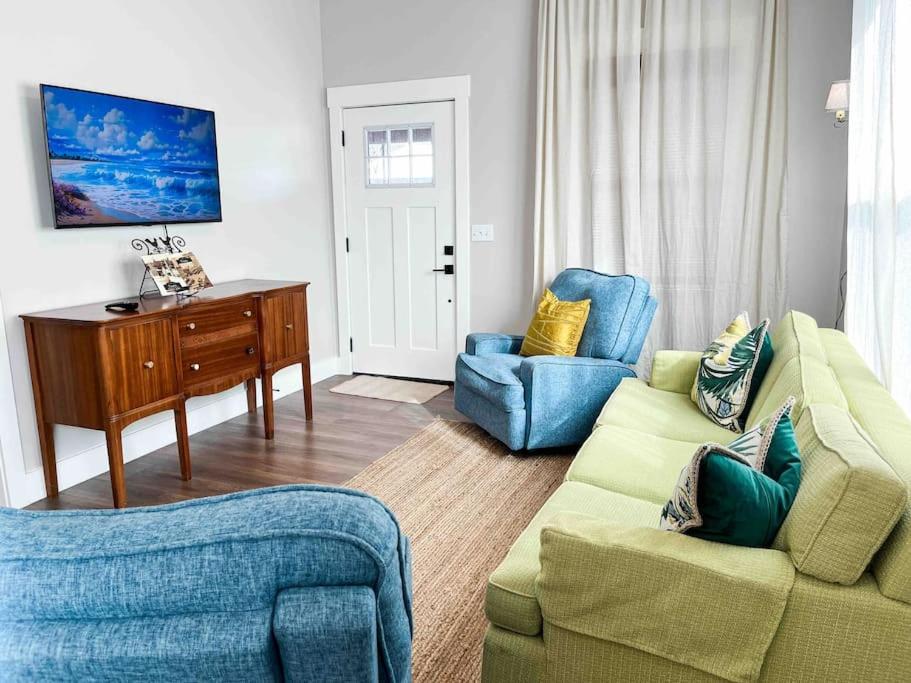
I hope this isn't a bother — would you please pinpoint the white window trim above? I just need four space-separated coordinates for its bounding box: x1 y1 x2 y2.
326 76 471 375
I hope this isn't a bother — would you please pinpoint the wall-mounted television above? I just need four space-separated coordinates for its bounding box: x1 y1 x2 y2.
40 84 222 228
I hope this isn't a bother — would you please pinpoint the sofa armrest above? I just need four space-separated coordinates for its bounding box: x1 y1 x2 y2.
649 350 702 393
537 513 794 683
466 333 525 355
0 485 413 683
518 356 635 448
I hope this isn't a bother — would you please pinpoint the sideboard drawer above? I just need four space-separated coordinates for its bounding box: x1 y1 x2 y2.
105 320 179 415
178 298 257 342
263 290 308 363
181 333 260 388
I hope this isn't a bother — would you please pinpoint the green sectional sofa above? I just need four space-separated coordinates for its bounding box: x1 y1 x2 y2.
482 312 911 682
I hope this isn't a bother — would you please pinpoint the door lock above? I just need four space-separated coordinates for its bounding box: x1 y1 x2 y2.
432 265 455 275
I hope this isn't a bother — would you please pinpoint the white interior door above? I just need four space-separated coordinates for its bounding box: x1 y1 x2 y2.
344 101 457 381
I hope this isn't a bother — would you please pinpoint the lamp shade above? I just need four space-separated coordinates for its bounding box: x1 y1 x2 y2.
826 80 850 112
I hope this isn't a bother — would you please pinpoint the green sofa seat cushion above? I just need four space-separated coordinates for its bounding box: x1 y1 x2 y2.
597 378 736 443
485 481 661 637
774 403 907 584
568 426 700 505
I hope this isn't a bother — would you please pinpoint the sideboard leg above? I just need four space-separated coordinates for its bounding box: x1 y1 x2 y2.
246 378 257 414
104 425 127 508
24 321 59 497
174 400 192 481
302 354 313 421
263 372 275 440
38 422 59 498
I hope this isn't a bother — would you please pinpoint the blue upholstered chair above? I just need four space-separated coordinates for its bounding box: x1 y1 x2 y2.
0 485 412 682
454 269 657 450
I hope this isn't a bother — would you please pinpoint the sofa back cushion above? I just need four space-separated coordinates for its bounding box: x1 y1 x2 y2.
549 269 652 361
774 404 906 585
821 329 911 603
746 312 847 428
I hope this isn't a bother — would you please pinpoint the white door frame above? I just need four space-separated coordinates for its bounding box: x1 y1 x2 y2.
0 294 26 507
326 76 471 376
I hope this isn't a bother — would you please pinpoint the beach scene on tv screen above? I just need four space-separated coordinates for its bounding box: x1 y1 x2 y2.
42 86 222 227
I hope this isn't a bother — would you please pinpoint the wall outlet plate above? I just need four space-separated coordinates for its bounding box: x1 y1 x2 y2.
471 224 494 242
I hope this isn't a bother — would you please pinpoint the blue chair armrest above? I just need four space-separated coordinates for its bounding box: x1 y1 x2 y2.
0 485 413 683
518 356 636 449
465 333 525 355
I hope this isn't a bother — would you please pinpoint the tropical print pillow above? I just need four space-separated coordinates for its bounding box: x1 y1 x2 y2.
692 312 774 432
659 397 801 548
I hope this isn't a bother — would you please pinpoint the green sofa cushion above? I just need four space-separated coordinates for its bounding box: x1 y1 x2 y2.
568 426 700 505
597 378 736 443
820 329 911 602
746 311 847 428
485 482 661 637
774 403 907 584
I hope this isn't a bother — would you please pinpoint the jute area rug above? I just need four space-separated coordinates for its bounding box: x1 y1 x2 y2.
345 420 573 682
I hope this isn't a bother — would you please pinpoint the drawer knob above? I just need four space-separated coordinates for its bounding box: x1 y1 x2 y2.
143 360 155 370
189 363 201 372
285 323 293 330
243 310 253 318
186 322 196 331
246 346 256 356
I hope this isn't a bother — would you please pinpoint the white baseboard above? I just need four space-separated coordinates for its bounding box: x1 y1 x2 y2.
14 356 341 508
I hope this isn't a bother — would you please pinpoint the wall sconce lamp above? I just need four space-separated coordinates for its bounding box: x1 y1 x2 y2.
826 80 850 127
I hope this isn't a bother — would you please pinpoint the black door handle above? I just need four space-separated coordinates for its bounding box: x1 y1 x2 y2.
432 265 455 275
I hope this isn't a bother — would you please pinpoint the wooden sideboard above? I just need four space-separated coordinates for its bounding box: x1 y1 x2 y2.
21 279 312 508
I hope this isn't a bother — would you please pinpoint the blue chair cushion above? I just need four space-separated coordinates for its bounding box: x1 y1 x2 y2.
455 353 525 411
549 269 652 360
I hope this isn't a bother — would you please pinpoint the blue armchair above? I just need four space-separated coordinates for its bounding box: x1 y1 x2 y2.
0 485 412 682
454 269 657 450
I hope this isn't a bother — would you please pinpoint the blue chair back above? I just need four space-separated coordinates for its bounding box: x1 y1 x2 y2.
549 269 655 362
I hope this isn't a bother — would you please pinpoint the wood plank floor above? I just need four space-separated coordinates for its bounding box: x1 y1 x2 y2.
28 375 465 510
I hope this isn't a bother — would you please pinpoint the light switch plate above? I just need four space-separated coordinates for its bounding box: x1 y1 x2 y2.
471 224 494 242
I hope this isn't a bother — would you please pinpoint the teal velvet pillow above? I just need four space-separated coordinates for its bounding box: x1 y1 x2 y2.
660 397 801 547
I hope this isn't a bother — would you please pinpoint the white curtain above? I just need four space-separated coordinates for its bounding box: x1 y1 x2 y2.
534 0 789 362
534 0 642 283
846 0 911 413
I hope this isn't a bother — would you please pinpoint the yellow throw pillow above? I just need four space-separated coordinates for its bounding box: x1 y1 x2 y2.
690 313 752 402
520 289 591 357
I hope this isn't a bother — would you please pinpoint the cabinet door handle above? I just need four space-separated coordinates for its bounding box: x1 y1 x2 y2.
189 363 200 371
143 360 155 369
246 346 256 356
243 310 253 318
285 323 293 330
186 322 196 330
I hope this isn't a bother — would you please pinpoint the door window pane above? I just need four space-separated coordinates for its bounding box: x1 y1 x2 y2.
367 130 387 157
364 124 434 187
412 127 433 155
388 157 410 184
389 129 410 156
368 157 387 185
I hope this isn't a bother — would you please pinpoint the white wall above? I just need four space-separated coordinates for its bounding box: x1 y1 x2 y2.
321 0 853 334
788 0 853 328
320 0 539 334
0 0 335 505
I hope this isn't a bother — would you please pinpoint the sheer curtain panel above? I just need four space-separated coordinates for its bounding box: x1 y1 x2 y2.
534 0 789 364
846 0 911 413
